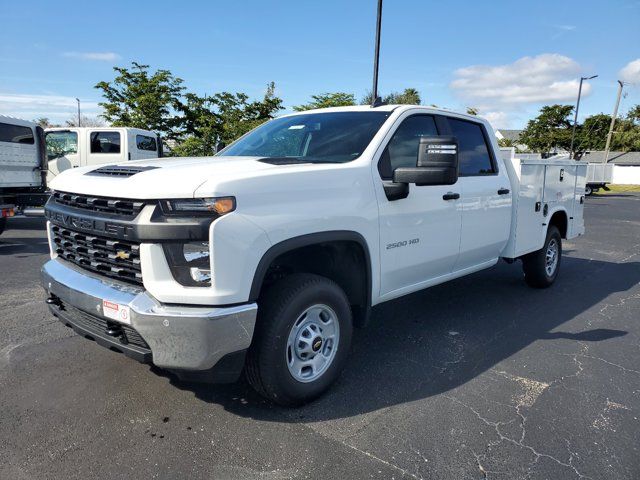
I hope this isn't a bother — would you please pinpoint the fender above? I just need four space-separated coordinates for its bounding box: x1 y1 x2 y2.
248 230 373 322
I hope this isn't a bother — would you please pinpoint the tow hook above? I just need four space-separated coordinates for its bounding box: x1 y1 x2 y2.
46 295 62 308
106 322 128 345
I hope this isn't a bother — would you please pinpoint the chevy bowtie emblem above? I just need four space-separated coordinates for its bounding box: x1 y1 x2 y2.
115 250 130 260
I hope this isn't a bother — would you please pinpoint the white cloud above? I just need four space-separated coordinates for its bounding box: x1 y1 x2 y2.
450 54 590 127
0 92 101 123
62 51 120 61
619 59 640 84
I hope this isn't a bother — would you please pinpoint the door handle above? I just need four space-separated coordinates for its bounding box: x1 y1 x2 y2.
442 192 460 201
497 188 510 195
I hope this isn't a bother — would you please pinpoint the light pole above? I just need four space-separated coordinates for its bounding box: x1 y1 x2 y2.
76 98 81 127
603 80 626 164
570 74 598 158
370 0 383 107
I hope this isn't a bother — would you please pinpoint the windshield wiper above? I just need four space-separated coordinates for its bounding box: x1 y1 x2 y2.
257 157 340 165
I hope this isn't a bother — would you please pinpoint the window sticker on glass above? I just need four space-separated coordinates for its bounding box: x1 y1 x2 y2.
288 125 306 130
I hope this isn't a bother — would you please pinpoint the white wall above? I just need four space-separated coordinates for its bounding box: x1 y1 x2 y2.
612 166 640 185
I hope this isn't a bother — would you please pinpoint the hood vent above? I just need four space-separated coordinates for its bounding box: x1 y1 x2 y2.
86 165 159 177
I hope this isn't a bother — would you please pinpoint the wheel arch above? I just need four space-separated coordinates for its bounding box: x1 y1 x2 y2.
548 208 568 239
249 231 373 327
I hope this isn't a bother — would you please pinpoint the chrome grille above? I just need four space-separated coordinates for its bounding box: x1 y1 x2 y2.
52 191 145 217
51 225 142 285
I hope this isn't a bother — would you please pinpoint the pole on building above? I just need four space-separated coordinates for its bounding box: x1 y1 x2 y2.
570 74 597 159
603 80 625 164
76 98 81 127
371 0 383 107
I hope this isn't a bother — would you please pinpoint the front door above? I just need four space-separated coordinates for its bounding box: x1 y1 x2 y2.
376 113 462 299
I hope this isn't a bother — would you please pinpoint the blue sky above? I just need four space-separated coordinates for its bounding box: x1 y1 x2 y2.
1 0 639 128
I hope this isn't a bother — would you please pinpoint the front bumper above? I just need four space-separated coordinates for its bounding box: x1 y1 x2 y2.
41 258 257 382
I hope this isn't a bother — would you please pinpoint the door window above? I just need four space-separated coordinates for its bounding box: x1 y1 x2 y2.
90 131 121 154
136 134 157 151
448 118 495 176
0 122 34 144
378 115 438 179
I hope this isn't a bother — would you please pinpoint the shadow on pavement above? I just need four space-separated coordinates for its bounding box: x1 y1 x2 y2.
157 255 639 420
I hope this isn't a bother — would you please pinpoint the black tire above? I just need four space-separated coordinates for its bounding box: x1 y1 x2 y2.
245 273 353 406
585 185 593 196
0 217 6 236
522 225 562 288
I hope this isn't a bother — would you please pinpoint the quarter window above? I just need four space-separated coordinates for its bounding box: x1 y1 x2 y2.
136 134 157 152
90 131 121 154
448 119 495 176
379 115 438 179
0 122 34 144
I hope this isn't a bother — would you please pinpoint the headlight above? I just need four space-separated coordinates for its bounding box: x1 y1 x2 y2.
163 241 212 286
160 197 235 216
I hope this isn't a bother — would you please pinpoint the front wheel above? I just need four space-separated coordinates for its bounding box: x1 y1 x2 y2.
245 273 353 406
522 225 562 288
585 185 593 196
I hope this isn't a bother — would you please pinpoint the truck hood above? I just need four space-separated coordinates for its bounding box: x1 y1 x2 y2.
48 156 321 199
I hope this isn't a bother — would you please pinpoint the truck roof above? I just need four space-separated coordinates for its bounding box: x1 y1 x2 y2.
0 115 36 128
45 126 157 135
283 104 488 125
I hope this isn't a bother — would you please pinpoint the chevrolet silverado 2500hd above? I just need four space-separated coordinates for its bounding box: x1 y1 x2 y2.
41 105 586 405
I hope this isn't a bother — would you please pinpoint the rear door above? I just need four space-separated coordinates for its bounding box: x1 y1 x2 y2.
376 113 462 298
84 129 125 167
446 117 512 272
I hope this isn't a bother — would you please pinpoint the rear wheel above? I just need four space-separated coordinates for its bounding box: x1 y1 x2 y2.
245 273 353 406
585 185 593 196
522 225 562 288
0 217 6 236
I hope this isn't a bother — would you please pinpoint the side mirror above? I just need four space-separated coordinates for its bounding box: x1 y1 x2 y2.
393 136 459 186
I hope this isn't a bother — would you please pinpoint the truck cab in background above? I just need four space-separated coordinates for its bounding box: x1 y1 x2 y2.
46 127 162 183
0 118 161 235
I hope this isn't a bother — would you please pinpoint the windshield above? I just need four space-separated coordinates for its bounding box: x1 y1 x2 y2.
220 111 391 163
46 131 78 160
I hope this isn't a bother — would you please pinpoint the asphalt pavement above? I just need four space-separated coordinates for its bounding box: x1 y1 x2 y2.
1 193 639 479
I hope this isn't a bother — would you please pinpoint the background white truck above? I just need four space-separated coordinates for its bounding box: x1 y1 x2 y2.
41 105 586 405
0 115 160 235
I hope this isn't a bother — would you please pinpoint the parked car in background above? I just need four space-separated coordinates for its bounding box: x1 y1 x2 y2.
0 120 161 235
0 116 47 234
46 127 162 183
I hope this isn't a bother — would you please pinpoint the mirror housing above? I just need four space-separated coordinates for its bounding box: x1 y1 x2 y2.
393 136 459 186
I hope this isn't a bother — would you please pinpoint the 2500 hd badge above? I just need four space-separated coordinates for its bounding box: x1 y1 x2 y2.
386 238 420 249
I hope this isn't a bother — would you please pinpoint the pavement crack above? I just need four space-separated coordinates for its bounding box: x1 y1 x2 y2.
444 395 592 479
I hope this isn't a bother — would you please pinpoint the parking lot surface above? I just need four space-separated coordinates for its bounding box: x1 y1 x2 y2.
1 193 639 480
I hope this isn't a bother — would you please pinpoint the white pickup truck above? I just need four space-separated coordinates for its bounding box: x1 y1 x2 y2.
41 105 586 405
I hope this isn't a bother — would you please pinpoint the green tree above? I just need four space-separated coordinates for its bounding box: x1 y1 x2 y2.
519 104 574 154
95 62 185 140
626 104 640 124
172 82 283 157
361 88 422 105
574 114 611 152
293 92 356 111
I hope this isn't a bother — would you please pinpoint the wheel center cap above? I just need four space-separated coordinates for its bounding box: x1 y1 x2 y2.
312 336 323 352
